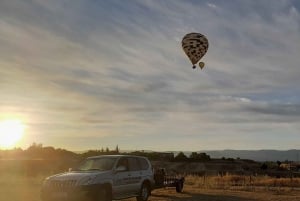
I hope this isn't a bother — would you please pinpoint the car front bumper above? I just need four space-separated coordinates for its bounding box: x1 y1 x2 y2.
41 184 101 201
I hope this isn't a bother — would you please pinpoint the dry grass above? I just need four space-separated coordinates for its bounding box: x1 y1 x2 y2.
0 173 45 201
185 174 300 190
1 173 300 201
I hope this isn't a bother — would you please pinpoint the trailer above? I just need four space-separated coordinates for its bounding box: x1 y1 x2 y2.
153 168 185 192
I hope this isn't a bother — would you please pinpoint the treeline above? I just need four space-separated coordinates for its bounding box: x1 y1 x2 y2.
174 151 211 162
0 143 121 160
0 144 121 176
0 143 78 160
121 151 210 162
0 144 211 162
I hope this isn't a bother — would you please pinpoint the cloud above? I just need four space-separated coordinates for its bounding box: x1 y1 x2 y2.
0 0 300 150
246 102 300 116
207 3 217 9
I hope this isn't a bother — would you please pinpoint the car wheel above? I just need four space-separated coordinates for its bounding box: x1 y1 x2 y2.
136 183 150 201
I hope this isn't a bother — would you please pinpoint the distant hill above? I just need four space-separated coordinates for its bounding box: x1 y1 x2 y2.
199 150 300 162
74 149 300 162
2 144 300 162
122 149 300 162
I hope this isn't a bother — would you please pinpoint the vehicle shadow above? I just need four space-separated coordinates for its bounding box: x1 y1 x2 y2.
150 191 257 201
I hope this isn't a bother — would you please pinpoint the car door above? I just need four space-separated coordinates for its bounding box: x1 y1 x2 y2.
128 157 143 194
113 157 132 198
114 157 135 198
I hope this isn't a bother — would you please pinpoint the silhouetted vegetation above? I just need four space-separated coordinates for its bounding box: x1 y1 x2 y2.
2 144 299 179
128 151 174 161
81 148 120 158
260 163 268 170
189 152 211 162
174 152 189 161
0 143 78 160
0 143 121 176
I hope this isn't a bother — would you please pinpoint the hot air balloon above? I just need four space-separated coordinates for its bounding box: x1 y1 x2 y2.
182 33 209 69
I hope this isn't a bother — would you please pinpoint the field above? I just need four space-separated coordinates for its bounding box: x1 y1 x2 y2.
146 187 300 201
1 173 300 201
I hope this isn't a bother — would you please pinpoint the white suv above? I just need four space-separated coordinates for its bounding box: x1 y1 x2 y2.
41 155 155 201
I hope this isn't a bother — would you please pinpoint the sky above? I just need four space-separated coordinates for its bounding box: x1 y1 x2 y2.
0 0 300 151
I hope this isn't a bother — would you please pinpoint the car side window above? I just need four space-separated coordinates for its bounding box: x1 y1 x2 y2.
116 157 129 171
128 157 141 171
139 158 149 170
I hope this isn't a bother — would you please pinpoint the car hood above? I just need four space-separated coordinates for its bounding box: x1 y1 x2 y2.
45 170 113 185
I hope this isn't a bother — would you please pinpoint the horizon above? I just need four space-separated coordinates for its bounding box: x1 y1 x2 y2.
2 143 300 153
1 1 300 151
2 144 300 162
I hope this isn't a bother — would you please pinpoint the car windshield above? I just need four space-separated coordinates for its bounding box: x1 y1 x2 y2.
76 157 117 171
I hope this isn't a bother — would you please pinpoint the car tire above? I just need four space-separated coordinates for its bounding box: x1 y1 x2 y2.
136 183 150 201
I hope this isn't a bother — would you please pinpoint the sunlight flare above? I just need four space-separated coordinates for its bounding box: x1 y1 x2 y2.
0 119 25 149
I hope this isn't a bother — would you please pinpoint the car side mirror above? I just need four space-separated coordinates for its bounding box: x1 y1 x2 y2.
115 165 126 172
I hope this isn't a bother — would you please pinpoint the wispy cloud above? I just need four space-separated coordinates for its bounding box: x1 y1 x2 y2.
0 0 299 150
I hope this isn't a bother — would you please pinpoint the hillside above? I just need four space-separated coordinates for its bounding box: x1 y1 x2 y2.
202 150 300 162
152 159 261 175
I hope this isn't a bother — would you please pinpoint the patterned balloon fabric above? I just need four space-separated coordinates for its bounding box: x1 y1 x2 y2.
182 33 209 66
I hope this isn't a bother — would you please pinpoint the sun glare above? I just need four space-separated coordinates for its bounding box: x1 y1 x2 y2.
0 119 25 149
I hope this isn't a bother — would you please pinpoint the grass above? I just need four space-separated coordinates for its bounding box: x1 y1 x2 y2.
185 174 300 191
1 172 300 201
0 173 46 201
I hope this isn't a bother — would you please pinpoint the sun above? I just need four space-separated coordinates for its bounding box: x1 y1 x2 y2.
0 119 25 149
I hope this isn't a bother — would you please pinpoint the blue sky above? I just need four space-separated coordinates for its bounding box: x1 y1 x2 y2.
0 0 300 151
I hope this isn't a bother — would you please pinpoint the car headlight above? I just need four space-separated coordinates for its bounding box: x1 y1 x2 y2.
42 177 50 187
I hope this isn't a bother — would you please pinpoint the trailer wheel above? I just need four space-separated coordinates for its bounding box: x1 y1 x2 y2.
176 181 183 193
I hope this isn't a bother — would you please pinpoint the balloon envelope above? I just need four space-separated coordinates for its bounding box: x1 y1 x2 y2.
199 62 205 69
182 33 209 65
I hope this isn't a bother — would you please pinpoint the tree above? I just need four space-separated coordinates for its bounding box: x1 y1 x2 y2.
261 163 268 170
189 152 210 162
190 152 199 161
277 161 282 168
115 145 119 153
174 152 188 162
